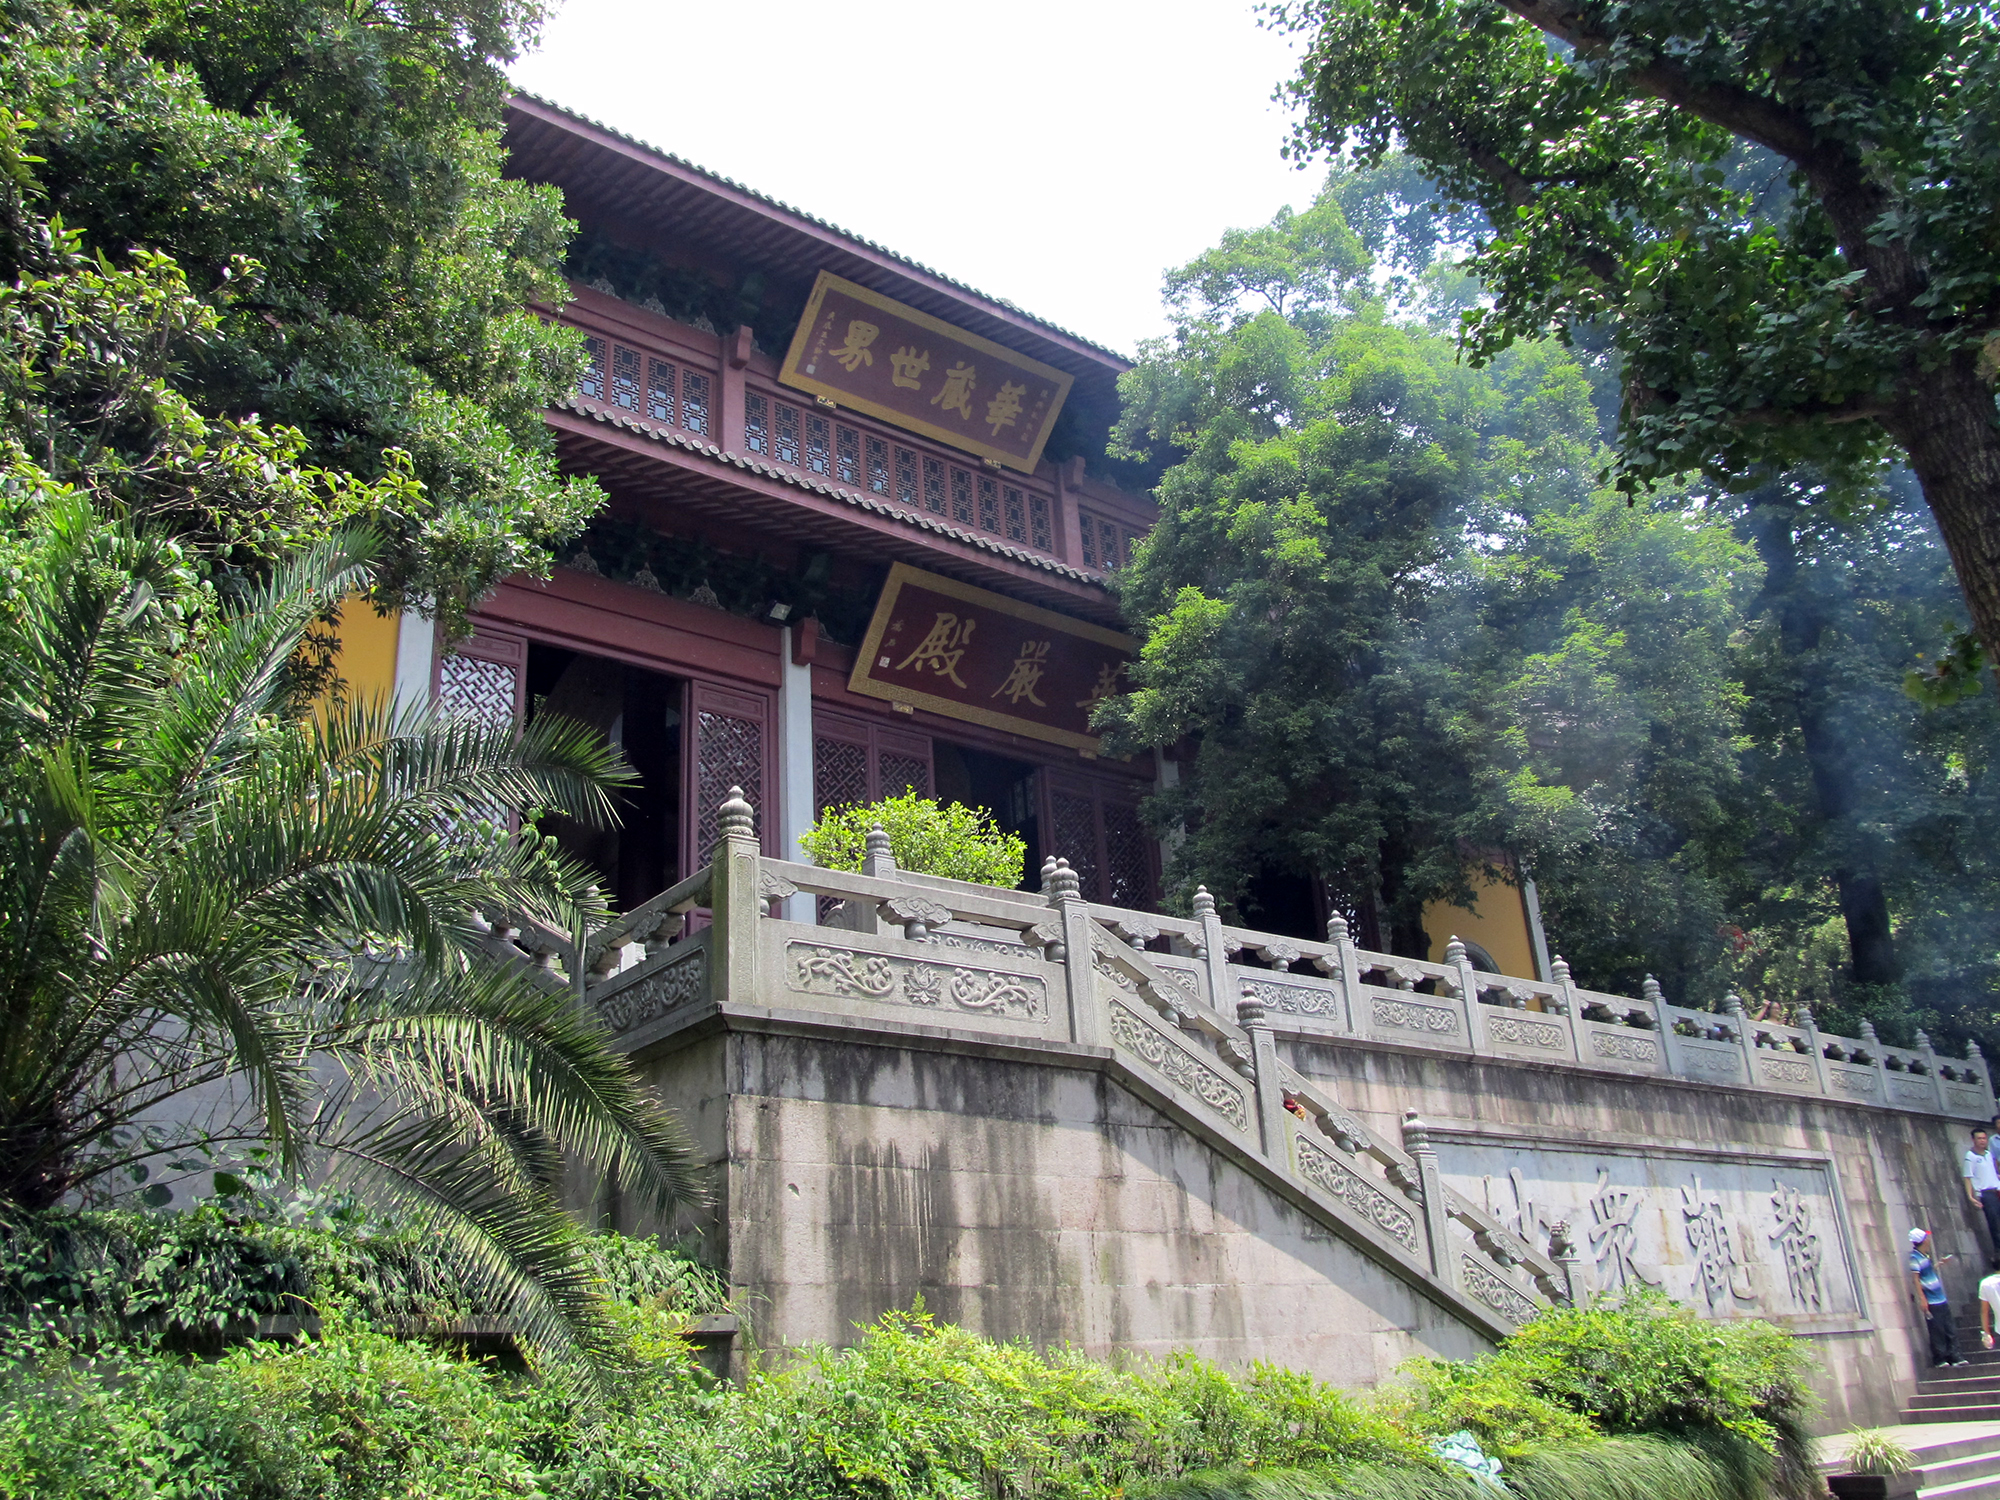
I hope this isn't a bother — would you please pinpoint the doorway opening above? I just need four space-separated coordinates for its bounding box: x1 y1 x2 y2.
932 740 1041 892
525 643 685 911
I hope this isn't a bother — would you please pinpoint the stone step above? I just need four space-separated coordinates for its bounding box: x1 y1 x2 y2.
1919 1375 2000 1396
1912 1406 2000 1424
1919 1467 2000 1500
1910 1393 2000 1412
1825 1429 2000 1475
1916 1448 2000 1493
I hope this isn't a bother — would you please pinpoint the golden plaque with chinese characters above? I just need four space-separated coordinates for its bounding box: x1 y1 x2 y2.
779 272 1074 474
849 564 1137 751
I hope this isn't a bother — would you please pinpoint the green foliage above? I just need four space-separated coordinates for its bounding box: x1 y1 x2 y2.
0 0 602 631
0 1300 1818 1500
801 794 1026 889
0 496 703 1383
1841 1428 1916 1477
1270 0 2000 668
1102 174 1751 963
0 1192 729 1346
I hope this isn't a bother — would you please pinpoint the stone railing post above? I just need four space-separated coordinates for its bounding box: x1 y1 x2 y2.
1402 1109 1454 1286
1316 912 1364 1034
1194 886 1233 1016
1971 1040 1997 1117
708 786 762 1009
1725 993 1759 1083
1447 937 1482 1054
1798 1003 1832 1097
1237 985 1288 1161
1548 1220 1582 1307
1048 857 1101 1047
1860 1020 1892 1105
1642 974 1682 1077
1917 1029 1949 1112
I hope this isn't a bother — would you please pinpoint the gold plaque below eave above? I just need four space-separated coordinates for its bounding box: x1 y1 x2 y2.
848 564 1136 753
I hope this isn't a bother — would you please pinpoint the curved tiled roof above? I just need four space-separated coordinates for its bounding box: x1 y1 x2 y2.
506 93 1134 378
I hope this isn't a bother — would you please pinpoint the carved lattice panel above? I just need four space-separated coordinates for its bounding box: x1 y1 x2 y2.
1049 789 1101 902
878 751 930 799
1103 800 1152 910
692 685 768 864
814 735 869 816
438 652 518 726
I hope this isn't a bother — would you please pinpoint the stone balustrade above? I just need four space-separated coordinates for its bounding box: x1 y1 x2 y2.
505 789 1994 1341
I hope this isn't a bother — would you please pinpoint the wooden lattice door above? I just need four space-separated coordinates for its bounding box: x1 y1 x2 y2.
687 679 777 866
812 711 933 815
1042 770 1156 910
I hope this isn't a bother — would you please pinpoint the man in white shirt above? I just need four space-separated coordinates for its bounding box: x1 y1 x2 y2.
1965 1126 2000 1269
1981 1269 2000 1350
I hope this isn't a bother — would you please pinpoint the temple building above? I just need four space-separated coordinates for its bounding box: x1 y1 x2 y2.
334 92 1545 972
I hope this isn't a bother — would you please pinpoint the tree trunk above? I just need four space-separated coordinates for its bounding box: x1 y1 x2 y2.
1746 498 1902 985
1885 354 2000 676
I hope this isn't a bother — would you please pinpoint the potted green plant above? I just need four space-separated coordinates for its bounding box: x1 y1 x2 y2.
1828 1429 1919 1500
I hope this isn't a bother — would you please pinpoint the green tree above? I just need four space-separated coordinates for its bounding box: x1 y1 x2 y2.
1104 181 1753 966
1 0 598 630
1273 0 2000 679
0 498 703 1378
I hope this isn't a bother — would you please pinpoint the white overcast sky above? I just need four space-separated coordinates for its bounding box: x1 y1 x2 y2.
508 0 1321 359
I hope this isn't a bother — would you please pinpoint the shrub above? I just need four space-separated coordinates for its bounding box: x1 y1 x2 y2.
1842 1428 1915 1476
799 795 1026 888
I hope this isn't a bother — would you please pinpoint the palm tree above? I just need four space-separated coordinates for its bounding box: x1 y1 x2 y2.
0 497 705 1379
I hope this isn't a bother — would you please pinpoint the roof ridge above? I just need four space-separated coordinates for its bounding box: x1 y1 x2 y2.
508 92 1133 368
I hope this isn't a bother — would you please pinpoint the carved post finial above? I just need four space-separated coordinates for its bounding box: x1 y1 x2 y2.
1860 1019 1881 1043
1641 974 1664 1003
1326 910 1349 944
1040 855 1059 893
1401 1108 1432 1154
1550 955 1572 986
1192 885 1216 918
1445 935 1468 965
1917 1028 1934 1051
1797 1003 1816 1031
1237 982 1268 1030
1047 856 1081 902
719 786 755 841
1723 992 1746 1018
1968 1039 1986 1062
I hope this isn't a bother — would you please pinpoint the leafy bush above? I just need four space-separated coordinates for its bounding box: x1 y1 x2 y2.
800 795 1026 889
1385 1294 1818 1500
0 1191 727 1347
0 1297 1819 1500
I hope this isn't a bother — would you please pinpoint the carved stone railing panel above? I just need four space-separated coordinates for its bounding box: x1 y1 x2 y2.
591 930 712 1049
764 919 1061 1039
1104 993 1254 1141
1479 1006 1573 1061
1754 1049 1822 1095
1231 965 1348 1033
1576 1017 1667 1074
1358 985 1469 1050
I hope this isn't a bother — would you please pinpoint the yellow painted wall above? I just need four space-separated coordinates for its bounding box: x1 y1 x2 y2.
1425 872 1538 978
327 595 401 709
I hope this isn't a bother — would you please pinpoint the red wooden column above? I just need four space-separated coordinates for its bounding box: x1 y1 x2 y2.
1055 456 1087 566
719 325 753 453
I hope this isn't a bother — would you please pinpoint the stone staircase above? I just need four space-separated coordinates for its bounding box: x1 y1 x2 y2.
1822 1313 2000 1498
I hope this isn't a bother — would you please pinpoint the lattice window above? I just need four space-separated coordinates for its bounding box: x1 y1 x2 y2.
813 736 869 816
867 437 890 494
1050 790 1101 902
775 403 800 465
1103 519 1126 568
695 707 763 862
612 345 641 410
1003 487 1027 543
977 475 1001 533
878 752 930 799
805 414 831 475
438 653 519 727
579 337 606 401
896 447 919 507
1079 517 1098 570
1029 494 1052 552
744 392 769 454
647 359 676 424
682 372 710 435
837 425 860 485
951 467 975 525
1103 801 1151 910
923 456 946 515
